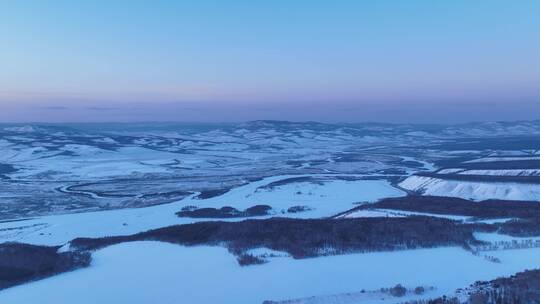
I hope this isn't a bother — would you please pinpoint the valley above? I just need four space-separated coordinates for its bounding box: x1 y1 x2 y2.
2 120 540 303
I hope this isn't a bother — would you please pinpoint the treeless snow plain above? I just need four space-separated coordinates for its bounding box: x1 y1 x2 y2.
2 242 540 304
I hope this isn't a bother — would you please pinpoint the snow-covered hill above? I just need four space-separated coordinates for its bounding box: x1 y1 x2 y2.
2 120 540 217
400 175 540 201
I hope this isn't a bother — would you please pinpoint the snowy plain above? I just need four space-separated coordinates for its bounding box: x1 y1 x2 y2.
2 242 540 304
0 175 404 246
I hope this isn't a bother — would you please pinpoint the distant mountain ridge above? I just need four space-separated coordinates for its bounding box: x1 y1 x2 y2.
3 119 540 138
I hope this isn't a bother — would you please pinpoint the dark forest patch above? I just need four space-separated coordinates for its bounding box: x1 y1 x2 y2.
362 195 540 219
411 268 540 304
195 189 230 199
0 243 90 290
286 205 312 213
0 164 17 175
259 177 318 189
176 205 272 218
70 217 479 260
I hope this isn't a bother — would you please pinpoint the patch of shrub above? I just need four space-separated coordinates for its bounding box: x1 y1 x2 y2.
287 206 312 213
195 189 230 199
390 284 407 297
236 254 266 266
180 205 198 211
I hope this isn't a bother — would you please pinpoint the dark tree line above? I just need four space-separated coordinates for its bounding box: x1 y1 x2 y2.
0 242 90 290
405 269 540 304
71 216 477 260
498 218 540 237
362 195 540 219
176 205 272 218
355 195 540 237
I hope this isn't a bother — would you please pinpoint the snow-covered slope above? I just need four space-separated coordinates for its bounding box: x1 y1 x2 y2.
459 169 540 176
399 175 540 201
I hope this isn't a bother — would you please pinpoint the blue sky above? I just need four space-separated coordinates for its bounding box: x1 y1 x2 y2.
0 0 539 123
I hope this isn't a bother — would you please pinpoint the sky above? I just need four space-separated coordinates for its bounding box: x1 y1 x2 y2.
0 0 539 123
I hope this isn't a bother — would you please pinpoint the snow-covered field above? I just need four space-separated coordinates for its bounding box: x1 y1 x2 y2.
0 175 404 246
194 176 404 218
341 208 471 221
4 121 540 303
2 242 540 304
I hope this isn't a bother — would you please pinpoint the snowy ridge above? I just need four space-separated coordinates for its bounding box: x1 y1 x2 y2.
464 156 540 163
399 175 540 201
459 169 540 176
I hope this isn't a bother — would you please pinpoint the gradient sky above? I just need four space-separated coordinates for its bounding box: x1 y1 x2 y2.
1 0 539 123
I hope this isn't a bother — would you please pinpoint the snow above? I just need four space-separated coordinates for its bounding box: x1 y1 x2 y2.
342 209 515 224
3 126 39 133
474 218 515 224
459 169 540 176
405 131 432 137
474 232 540 243
193 177 405 218
2 242 540 304
400 156 435 171
0 175 404 246
342 209 470 221
399 175 540 201
465 156 540 163
437 168 466 174
269 287 439 304
246 247 290 258
340 209 406 218
5 146 180 179
5 123 540 302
